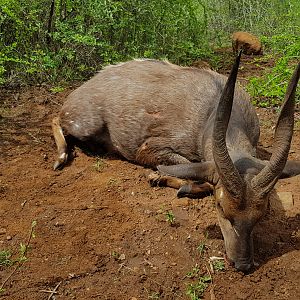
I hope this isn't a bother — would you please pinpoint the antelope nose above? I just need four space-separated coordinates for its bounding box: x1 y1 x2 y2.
235 261 253 273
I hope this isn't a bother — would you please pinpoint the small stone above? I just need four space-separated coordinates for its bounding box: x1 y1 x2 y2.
119 253 126 260
6 235 12 240
139 274 147 283
171 198 189 207
276 192 294 210
54 221 65 227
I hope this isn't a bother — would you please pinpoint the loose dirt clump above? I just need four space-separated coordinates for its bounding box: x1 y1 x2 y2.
0 65 300 299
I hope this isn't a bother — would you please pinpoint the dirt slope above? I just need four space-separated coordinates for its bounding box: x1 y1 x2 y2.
0 60 300 300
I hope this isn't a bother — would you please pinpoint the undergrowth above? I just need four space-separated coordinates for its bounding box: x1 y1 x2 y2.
0 221 37 294
247 33 300 107
1 0 299 95
186 274 211 300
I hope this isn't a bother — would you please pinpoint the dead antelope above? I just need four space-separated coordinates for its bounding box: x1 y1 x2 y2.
232 31 262 55
52 53 300 272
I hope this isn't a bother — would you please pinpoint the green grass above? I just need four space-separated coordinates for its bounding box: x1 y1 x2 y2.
247 33 300 107
165 210 175 226
93 157 107 172
197 241 207 256
0 250 13 267
186 275 211 300
148 292 160 299
186 265 201 279
295 119 300 129
212 259 225 272
0 220 37 294
107 177 120 187
0 242 30 269
49 86 65 93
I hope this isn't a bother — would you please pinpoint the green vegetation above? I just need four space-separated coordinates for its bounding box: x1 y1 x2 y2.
197 242 206 256
186 264 201 279
186 275 211 300
148 292 160 299
0 0 212 85
0 0 299 106
0 250 13 267
247 34 300 106
49 86 65 93
212 259 225 272
0 221 37 294
110 250 120 261
93 157 107 172
197 235 208 256
185 263 212 299
165 210 175 226
107 177 120 187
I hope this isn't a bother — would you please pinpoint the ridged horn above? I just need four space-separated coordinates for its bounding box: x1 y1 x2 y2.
251 62 300 195
213 51 245 202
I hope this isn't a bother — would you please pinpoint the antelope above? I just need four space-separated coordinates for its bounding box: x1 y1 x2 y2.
232 31 262 55
52 52 300 272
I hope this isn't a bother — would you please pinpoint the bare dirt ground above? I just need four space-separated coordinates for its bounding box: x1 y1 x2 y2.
0 58 300 300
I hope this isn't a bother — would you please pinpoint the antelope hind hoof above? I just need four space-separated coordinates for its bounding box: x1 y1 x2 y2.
53 153 68 170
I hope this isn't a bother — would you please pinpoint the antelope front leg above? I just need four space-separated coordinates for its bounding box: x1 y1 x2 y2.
148 172 213 198
148 171 188 189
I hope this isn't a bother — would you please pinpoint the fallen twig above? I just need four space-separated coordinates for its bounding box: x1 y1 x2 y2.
28 132 44 144
40 281 62 299
48 281 62 300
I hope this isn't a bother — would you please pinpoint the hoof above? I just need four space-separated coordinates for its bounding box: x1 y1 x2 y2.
148 172 168 187
53 153 68 170
53 161 63 170
177 184 192 198
148 171 162 186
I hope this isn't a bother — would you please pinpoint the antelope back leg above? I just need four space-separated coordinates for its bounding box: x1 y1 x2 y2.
135 137 190 168
52 117 68 170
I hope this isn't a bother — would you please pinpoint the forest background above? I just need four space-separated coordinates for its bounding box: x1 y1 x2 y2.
0 0 299 106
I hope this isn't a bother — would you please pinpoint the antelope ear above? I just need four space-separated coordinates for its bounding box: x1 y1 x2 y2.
157 161 218 184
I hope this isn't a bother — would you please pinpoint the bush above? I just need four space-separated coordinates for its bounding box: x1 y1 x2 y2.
0 0 299 91
247 33 300 107
0 0 212 85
